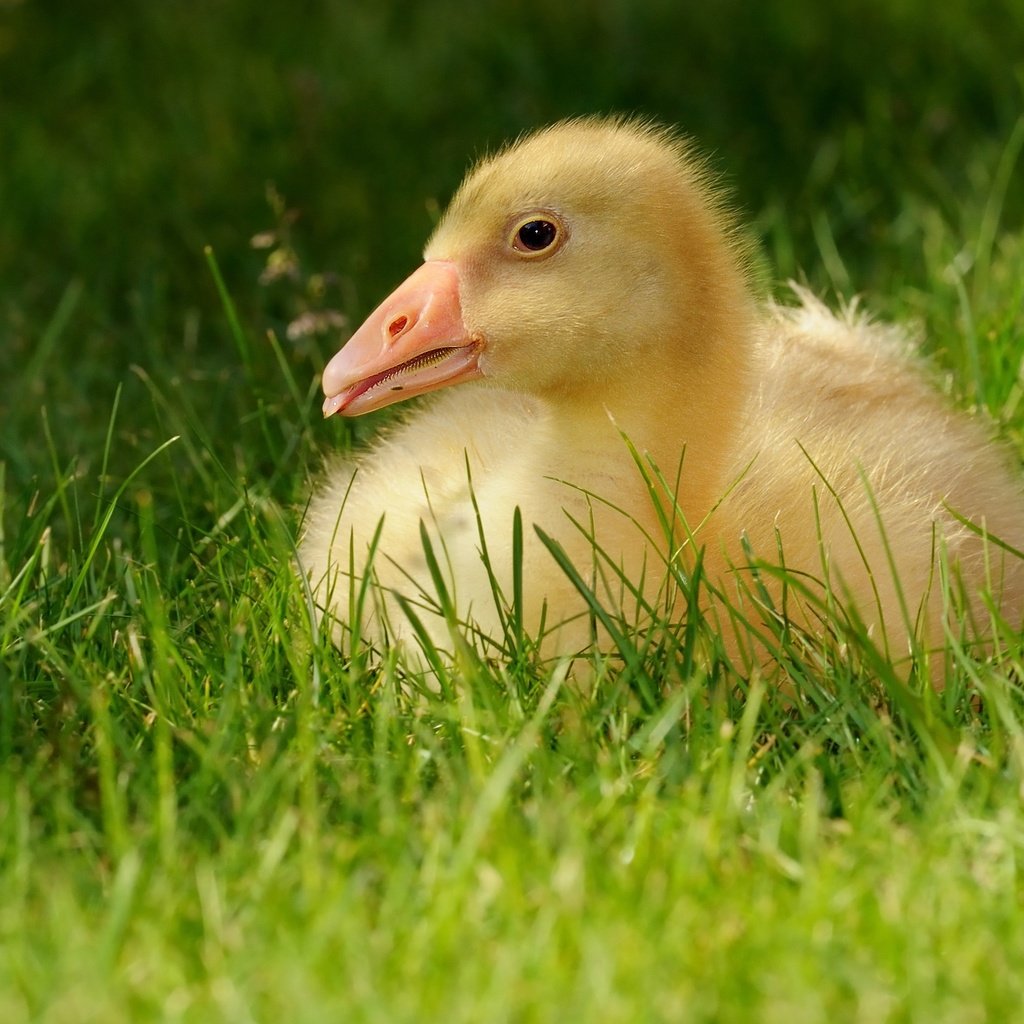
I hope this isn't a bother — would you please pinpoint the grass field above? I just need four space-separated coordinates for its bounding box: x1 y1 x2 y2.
3 2 1024 1020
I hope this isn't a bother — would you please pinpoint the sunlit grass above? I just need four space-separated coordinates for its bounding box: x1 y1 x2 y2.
4 225 1023 1016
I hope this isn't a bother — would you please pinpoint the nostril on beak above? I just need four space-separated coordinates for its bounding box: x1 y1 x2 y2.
388 315 409 339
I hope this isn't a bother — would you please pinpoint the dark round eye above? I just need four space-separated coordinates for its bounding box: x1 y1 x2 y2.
513 219 559 254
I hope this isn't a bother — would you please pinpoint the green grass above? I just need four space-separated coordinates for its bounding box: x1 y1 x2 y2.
3 2 1024 1020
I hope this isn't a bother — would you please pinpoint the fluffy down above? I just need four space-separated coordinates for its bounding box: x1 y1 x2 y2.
300 118 1024 676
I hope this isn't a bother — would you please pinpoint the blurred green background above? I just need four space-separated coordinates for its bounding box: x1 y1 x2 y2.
2 0 1022 522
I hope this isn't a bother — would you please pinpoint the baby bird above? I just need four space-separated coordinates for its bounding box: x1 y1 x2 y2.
300 117 1024 676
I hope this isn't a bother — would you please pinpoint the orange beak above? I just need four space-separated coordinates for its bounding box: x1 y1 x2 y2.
321 260 484 418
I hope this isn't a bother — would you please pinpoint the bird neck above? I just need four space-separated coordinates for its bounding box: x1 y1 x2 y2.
542 323 755 530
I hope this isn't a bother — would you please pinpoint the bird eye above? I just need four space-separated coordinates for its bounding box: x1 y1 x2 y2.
512 218 560 255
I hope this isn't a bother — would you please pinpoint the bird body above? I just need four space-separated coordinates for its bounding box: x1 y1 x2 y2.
300 118 1024 673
